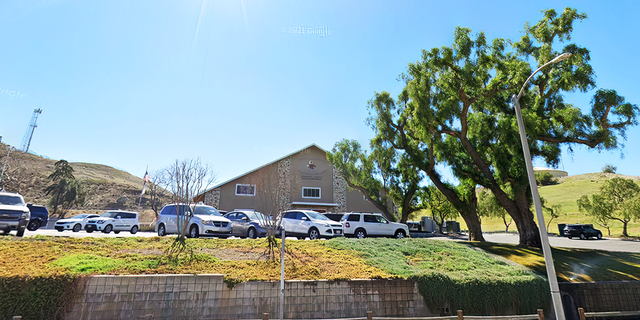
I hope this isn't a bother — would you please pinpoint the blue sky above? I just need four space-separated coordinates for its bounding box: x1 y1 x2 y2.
1 0 639 185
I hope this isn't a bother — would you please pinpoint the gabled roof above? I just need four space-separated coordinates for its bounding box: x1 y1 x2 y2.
196 143 328 197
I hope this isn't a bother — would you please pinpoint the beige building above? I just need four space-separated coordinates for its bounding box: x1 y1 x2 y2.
194 144 379 215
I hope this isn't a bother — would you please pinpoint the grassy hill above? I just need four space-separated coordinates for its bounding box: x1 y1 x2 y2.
0 143 158 221
452 173 640 237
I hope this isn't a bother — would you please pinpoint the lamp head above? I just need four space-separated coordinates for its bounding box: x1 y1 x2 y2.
550 53 572 64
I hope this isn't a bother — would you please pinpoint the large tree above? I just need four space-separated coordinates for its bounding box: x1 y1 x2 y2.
44 160 76 217
369 8 638 247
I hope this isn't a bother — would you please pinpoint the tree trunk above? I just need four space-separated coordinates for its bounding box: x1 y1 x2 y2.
400 185 418 223
487 182 542 247
623 221 629 237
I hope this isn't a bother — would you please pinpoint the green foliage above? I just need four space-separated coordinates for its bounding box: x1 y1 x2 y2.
0 275 84 320
412 273 550 316
50 254 160 274
478 189 512 232
578 177 640 236
602 164 617 174
44 159 86 218
365 7 639 247
328 238 549 315
535 172 558 186
420 186 458 233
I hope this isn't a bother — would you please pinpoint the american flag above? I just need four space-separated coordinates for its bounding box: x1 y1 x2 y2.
140 171 150 195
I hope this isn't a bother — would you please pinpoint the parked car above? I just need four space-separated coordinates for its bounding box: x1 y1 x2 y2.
27 204 49 231
224 210 270 239
55 214 101 232
155 203 232 238
564 224 602 240
0 190 30 237
84 210 140 234
341 212 409 239
281 210 343 240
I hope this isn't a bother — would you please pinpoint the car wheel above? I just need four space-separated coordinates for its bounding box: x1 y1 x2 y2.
580 233 586 240
113 231 121 234
86 229 93 233
57 229 64 232
395 230 406 239
189 225 199 238
158 224 166 237
355 228 367 239
103 225 113 234
72 224 82 232
308 228 320 240
567 236 572 239
248 227 257 239
130 226 138 234
297 237 305 240
597 233 602 240
27 220 39 231
16 227 25 237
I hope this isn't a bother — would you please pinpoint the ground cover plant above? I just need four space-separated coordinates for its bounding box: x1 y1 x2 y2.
468 242 640 282
1 236 549 319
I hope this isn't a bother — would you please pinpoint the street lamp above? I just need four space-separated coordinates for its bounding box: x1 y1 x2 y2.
512 52 571 320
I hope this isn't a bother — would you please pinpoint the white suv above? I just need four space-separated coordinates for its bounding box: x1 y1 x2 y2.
0 191 30 237
341 212 409 239
155 203 232 238
281 210 343 240
84 210 140 234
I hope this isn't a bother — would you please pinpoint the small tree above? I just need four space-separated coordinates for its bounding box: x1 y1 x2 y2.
249 170 286 260
602 164 617 174
148 169 167 220
162 158 216 259
577 177 640 236
540 198 563 230
478 190 512 233
535 172 558 186
421 186 457 234
44 160 76 217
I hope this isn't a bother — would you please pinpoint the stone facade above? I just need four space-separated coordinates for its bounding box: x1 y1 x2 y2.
277 157 291 212
332 166 347 213
203 187 220 208
65 275 431 320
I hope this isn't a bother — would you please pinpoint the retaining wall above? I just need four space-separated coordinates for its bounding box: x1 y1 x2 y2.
559 281 640 313
66 274 431 320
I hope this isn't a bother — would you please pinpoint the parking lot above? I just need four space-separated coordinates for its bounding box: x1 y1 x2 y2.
7 228 640 253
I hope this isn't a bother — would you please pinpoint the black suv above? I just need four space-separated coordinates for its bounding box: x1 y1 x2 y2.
564 224 602 240
27 204 49 231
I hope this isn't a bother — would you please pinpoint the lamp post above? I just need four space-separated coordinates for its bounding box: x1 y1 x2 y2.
512 52 571 320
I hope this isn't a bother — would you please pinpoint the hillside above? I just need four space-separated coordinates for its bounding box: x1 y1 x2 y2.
449 173 640 237
0 143 158 219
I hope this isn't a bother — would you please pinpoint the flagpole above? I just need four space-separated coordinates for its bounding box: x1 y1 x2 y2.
139 165 148 206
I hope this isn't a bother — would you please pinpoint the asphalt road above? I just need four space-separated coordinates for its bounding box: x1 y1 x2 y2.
8 228 640 253
450 232 640 253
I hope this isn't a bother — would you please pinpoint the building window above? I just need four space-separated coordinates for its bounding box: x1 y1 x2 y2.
236 184 255 196
302 187 321 199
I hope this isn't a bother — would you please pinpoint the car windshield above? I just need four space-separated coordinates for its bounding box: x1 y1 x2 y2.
0 195 24 206
101 212 119 218
306 211 330 221
244 211 266 221
193 206 221 216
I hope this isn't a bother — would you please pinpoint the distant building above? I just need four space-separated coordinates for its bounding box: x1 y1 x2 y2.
533 167 568 178
194 144 380 214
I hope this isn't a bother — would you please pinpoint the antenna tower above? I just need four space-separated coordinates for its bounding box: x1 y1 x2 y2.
20 108 43 153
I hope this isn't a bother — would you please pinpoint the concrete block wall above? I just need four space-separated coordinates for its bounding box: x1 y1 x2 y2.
66 275 431 320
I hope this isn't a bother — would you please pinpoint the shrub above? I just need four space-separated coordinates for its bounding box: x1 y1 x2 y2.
535 172 557 186
602 164 617 174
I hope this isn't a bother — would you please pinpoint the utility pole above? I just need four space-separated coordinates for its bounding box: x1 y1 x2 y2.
20 108 43 153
